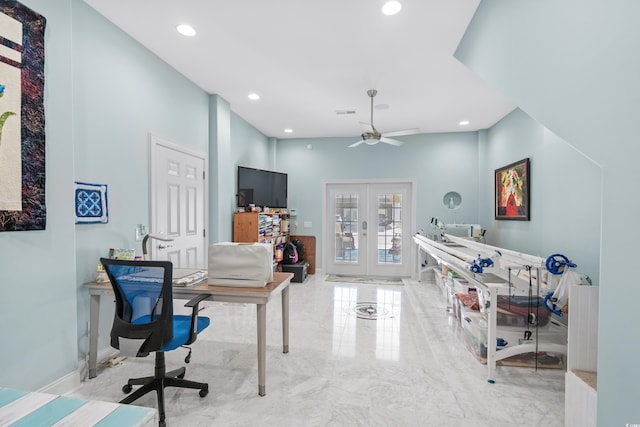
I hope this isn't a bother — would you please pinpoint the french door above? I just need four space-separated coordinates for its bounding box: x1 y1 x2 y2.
325 181 413 277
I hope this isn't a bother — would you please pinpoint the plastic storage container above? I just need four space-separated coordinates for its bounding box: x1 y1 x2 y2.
460 312 488 362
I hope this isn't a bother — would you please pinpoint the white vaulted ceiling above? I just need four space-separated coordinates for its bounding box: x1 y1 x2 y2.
83 0 515 139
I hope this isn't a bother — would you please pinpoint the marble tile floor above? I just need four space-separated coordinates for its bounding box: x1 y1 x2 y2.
70 271 565 427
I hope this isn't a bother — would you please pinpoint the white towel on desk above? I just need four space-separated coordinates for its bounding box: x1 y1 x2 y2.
208 242 273 287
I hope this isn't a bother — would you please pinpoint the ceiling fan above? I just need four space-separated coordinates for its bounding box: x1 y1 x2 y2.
348 89 419 148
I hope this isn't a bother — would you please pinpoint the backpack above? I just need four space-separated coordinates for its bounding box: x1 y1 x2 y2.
282 241 299 264
291 239 305 259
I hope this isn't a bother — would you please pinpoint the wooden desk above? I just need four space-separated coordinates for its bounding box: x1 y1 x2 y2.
86 272 293 396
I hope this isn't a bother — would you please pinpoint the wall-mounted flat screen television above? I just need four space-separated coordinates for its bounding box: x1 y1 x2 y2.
237 166 288 208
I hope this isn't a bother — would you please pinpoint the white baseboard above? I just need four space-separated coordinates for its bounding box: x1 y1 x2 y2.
41 347 120 396
38 370 81 395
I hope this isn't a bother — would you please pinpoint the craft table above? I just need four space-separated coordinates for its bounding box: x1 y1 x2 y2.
86 272 293 396
413 234 566 383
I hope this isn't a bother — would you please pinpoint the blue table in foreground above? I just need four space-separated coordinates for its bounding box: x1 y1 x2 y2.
86 272 293 397
0 387 157 426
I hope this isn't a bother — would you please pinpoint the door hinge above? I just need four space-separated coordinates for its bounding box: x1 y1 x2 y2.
203 229 206 238
203 171 205 180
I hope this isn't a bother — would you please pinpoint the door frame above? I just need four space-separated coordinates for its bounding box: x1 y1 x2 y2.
322 178 416 277
149 133 209 266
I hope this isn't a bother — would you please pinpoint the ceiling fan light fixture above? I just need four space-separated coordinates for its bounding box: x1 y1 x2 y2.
382 1 402 16
176 24 196 37
349 89 415 148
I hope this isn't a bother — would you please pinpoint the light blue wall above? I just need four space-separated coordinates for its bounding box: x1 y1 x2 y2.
0 0 77 389
2 0 262 389
72 0 210 362
456 2 635 423
0 2 614 413
209 109 271 243
209 95 231 244
479 109 601 282
276 132 480 269
231 113 271 171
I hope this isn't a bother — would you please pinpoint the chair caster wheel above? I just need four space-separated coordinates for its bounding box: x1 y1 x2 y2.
122 384 132 394
199 388 208 398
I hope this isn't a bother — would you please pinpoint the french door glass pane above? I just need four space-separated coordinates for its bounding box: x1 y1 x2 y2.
377 192 402 265
334 193 358 263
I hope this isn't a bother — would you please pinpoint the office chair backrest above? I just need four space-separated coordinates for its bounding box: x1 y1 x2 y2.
100 258 174 357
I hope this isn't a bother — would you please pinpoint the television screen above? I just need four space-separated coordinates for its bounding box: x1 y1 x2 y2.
237 166 288 208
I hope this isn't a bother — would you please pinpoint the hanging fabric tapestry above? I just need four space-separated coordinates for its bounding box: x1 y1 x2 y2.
0 0 46 231
74 182 108 224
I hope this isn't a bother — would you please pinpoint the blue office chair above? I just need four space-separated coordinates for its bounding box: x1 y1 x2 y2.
100 258 210 427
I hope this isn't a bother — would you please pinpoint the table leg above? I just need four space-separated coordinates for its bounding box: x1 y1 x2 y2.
487 287 498 384
88 293 100 379
282 285 289 354
257 303 266 396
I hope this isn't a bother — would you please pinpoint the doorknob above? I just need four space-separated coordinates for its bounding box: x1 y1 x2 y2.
158 244 173 250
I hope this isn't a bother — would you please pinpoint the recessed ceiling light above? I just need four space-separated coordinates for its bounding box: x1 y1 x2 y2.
248 93 260 100
382 1 402 16
459 120 470 126
284 128 293 133
176 24 196 37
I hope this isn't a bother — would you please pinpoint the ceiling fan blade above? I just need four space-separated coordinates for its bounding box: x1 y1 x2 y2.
382 128 420 137
379 137 404 146
348 139 365 148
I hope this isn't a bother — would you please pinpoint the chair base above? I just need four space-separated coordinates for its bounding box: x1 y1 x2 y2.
120 352 208 427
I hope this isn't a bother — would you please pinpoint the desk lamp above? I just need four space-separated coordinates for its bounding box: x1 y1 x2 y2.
142 233 174 260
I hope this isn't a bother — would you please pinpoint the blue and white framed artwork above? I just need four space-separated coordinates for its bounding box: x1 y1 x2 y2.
74 182 108 224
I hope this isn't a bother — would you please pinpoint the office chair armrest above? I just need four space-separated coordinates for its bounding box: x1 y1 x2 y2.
184 293 210 345
184 293 210 309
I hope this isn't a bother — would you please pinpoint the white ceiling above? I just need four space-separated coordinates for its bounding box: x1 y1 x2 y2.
83 0 515 140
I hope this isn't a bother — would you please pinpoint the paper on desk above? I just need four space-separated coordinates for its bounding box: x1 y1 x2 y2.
172 268 207 287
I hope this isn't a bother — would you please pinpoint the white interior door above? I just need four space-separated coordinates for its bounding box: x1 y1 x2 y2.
325 181 413 277
150 134 207 268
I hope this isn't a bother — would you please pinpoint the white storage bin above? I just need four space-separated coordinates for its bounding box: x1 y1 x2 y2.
461 311 488 362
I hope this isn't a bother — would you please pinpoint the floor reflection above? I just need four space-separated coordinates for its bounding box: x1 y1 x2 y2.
332 286 358 357
332 286 402 361
375 288 401 361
